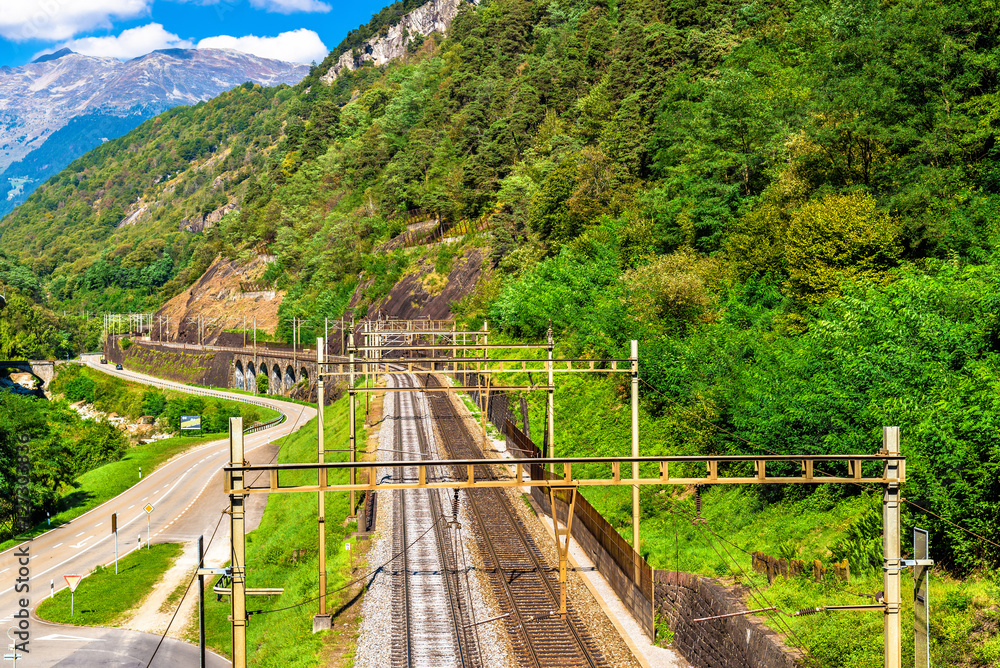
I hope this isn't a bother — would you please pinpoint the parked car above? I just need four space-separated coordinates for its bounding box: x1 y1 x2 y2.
100 358 108 364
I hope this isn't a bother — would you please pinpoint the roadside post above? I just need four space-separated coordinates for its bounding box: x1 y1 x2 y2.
111 512 118 574
144 503 154 548
904 527 934 668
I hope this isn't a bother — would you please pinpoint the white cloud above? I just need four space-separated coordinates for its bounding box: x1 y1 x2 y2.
38 23 193 60
249 0 331 13
197 29 328 63
0 0 151 42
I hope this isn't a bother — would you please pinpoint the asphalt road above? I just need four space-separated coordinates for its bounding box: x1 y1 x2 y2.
0 355 316 666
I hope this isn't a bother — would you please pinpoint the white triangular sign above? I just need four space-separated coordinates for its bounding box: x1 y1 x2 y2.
64 574 82 592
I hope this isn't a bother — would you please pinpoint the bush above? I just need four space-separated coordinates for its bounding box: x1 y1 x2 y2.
256 373 269 394
63 375 96 404
785 192 901 303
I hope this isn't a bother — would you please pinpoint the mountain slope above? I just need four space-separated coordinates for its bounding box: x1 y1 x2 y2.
1 0 1000 620
0 48 310 214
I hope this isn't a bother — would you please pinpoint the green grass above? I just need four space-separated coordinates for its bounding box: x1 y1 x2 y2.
194 391 367 666
0 433 220 551
36 542 182 625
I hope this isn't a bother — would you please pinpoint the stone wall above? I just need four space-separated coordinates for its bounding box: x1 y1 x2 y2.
655 570 804 668
104 339 233 387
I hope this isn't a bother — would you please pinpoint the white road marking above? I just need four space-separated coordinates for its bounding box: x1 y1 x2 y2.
52 543 63 548
75 531 86 537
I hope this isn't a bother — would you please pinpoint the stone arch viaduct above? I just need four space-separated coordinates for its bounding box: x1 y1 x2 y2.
230 351 318 397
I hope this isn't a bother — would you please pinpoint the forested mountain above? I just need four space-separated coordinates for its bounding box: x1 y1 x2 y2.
3 0 1000 613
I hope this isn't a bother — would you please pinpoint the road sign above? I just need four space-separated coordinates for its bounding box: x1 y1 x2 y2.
181 415 202 430
64 575 82 592
144 503 154 514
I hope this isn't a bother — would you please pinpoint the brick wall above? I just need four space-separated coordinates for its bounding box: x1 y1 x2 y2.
655 570 804 668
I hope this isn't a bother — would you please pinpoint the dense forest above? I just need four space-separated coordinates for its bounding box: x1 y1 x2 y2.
1 0 1000 661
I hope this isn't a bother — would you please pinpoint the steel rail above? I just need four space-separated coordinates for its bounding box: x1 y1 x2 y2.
405 373 474 668
425 374 603 668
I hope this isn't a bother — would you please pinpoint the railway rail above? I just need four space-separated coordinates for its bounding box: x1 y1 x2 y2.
389 373 480 668
421 373 608 668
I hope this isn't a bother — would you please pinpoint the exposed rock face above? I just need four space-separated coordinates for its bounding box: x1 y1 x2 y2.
178 201 239 233
0 48 309 213
321 0 477 83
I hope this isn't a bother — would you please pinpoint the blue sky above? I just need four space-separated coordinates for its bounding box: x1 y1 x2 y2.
0 0 397 67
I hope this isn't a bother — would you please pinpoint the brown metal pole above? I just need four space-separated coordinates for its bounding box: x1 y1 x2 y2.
349 333 357 516
315 337 331 628
547 325 555 473
883 426 901 668
631 340 641 561
228 418 246 668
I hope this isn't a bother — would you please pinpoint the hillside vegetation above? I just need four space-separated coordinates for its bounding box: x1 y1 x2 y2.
1 0 1000 663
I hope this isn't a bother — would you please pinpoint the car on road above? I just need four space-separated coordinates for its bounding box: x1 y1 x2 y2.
115 363 123 370
100 358 107 364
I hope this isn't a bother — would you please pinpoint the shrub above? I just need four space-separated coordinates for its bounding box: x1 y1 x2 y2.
784 192 900 303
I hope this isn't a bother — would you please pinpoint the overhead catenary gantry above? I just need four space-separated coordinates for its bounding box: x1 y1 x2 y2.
221 319 910 668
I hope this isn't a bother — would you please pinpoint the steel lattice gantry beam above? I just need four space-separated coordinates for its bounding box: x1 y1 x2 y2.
224 453 905 495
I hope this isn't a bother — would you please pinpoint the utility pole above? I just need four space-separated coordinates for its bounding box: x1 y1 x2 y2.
228 418 247 668
546 324 555 472
348 333 356 516
314 337 331 631
631 340 640 560
883 426 901 668
198 535 206 668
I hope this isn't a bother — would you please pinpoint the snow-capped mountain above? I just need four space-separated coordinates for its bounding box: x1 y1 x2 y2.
0 48 311 215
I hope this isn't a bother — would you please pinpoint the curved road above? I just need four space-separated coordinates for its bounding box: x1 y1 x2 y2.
0 354 316 666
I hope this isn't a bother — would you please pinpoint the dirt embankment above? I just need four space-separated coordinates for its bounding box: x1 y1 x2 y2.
155 255 283 343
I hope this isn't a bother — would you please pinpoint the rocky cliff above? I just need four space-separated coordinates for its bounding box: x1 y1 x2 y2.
321 0 476 82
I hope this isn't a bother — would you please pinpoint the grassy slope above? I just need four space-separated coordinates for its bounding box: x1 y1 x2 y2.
195 390 367 665
476 337 1000 667
36 542 182 625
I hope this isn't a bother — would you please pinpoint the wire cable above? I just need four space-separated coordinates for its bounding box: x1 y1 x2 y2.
638 376 1000 553
145 508 228 667
249 514 447 617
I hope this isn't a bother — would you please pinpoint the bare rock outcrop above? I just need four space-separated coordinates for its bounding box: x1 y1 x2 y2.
321 0 478 83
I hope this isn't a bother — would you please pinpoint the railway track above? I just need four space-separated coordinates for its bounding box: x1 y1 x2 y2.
389 374 480 668
421 373 608 668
